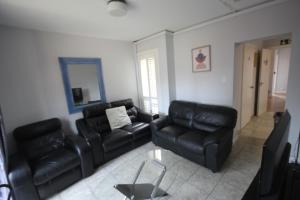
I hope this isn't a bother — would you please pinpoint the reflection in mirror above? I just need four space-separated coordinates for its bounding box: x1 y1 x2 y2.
59 58 106 114
68 64 101 106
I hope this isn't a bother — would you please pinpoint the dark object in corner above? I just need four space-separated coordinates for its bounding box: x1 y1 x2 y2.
72 88 83 105
242 111 291 200
284 163 300 200
151 100 237 172
8 118 93 200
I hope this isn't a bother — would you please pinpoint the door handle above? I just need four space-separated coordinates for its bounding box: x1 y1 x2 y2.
250 86 254 89
260 82 264 86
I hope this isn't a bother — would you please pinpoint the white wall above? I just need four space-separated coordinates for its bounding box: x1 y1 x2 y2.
0 26 138 152
275 47 291 93
135 32 173 114
173 0 300 157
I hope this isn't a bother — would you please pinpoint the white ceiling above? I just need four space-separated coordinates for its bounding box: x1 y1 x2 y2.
0 0 287 41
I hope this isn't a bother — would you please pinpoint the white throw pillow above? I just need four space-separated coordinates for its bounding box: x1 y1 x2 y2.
105 106 132 130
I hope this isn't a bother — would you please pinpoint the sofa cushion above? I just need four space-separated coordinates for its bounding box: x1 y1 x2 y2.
83 103 111 119
157 125 189 144
32 148 80 185
102 129 132 152
168 101 196 129
193 104 237 130
122 122 150 139
83 103 112 136
177 131 207 154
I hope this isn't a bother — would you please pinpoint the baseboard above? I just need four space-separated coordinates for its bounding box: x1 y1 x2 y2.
233 131 239 144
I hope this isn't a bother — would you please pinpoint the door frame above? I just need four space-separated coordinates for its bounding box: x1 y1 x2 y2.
233 43 259 130
257 48 272 116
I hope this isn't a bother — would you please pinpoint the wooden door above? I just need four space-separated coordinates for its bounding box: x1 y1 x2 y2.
257 49 272 115
241 44 258 128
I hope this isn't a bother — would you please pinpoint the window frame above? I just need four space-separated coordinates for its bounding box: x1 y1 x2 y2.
137 49 160 114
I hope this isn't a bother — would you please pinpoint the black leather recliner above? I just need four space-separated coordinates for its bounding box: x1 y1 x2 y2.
8 118 93 200
76 98 153 167
151 100 237 172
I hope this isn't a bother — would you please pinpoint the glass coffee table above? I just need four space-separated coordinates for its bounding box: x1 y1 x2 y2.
114 149 174 200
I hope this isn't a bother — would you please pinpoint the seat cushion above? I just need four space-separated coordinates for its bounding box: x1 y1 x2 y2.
122 122 150 140
177 131 207 154
102 129 133 152
156 125 189 144
32 149 80 185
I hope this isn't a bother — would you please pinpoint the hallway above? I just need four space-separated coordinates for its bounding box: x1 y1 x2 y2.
267 94 286 112
239 112 274 140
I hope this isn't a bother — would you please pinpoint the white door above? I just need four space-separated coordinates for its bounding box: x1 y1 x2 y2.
241 44 258 128
257 49 272 115
138 50 159 114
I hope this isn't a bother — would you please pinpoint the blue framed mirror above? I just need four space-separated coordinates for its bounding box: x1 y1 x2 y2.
59 57 106 114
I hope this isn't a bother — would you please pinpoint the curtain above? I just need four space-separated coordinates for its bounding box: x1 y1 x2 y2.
0 106 9 199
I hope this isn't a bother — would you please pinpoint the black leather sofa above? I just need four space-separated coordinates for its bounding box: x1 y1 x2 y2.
8 118 93 200
76 98 153 167
151 100 237 172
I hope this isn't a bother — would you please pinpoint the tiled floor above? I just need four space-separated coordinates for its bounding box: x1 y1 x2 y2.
48 113 274 200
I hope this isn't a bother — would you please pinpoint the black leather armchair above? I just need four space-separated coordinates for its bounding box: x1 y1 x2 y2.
151 100 237 172
76 98 153 167
8 118 93 200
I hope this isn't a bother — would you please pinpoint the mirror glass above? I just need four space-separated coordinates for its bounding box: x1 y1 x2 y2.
68 64 101 106
59 57 106 114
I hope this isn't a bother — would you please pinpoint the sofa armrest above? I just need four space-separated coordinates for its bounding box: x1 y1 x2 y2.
65 135 94 177
137 109 153 123
76 119 103 167
8 153 39 200
150 116 170 145
150 116 169 131
203 128 233 172
203 128 233 147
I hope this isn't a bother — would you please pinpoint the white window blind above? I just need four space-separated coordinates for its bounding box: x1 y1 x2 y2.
139 52 159 114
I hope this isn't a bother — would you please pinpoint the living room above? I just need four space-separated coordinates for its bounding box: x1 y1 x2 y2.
0 0 300 200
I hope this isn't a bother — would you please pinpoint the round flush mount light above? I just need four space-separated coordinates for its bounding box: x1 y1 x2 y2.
107 0 127 17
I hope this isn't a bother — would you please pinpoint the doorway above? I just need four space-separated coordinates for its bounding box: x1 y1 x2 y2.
234 34 292 130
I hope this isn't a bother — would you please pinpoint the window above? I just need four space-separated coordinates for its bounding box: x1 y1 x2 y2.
0 107 9 199
138 51 159 114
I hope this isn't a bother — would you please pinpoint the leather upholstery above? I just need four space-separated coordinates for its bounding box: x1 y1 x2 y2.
122 122 150 140
9 118 93 200
77 98 153 167
151 100 237 172
102 129 132 152
157 125 188 145
32 149 80 185
64 135 94 178
177 131 207 154
14 119 64 161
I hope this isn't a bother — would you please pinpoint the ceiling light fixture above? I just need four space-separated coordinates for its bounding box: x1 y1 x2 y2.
107 0 127 17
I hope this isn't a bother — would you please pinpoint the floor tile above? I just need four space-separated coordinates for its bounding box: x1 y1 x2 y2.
208 182 244 200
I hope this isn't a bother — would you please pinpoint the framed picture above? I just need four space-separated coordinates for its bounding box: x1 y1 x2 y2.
192 45 211 72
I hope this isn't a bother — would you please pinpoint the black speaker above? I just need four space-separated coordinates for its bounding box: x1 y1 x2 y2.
284 163 300 200
72 88 83 104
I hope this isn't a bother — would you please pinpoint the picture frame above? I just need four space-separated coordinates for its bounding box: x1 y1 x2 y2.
192 45 211 72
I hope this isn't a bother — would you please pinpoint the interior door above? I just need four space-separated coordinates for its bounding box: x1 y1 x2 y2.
241 44 258 128
257 49 272 115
